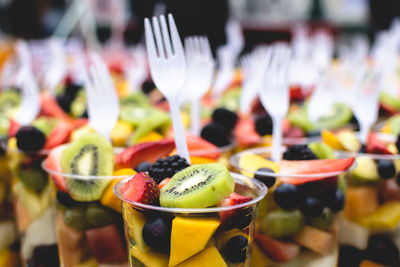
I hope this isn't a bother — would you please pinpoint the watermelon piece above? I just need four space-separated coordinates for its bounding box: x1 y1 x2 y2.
43 121 73 150
366 132 392 155
278 158 355 184
234 117 262 146
71 118 88 129
255 234 300 262
45 145 67 192
186 134 221 159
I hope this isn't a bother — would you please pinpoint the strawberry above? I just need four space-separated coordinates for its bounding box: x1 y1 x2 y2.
254 234 300 262
279 158 355 185
219 193 252 230
71 118 88 129
366 132 392 155
284 126 304 139
120 172 160 204
39 92 69 120
290 85 305 102
234 117 262 147
158 178 171 190
114 139 175 169
45 145 68 192
186 133 221 159
8 119 21 137
43 121 73 150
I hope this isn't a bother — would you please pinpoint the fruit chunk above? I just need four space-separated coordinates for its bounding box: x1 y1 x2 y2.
344 186 379 220
219 193 253 230
339 218 370 250
111 120 133 147
238 153 280 178
321 130 344 150
120 172 160 205
85 224 127 263
137 131 164 143
350 157 380 183
43 121 73 150
114 139 175 169
366 132 392 155
254 234 300 262
250 243 272 267
45 144 68 192
308 142 335 159
160 163 234 208
176 246 227 267
260 209 305 238
0 220 16 252
169 217 220 266
360 260 388 267
186 134 221 160
131 245 168 267
294 225 336 255
337 130 361 152
123 202 148 253
234 117 262 147
356 202 400 230
40 91 70 120
381 179 400 202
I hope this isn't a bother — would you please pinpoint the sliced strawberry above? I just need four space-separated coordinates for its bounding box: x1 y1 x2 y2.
114 139 175 169
254 234 300 262
45 145 68 192
43 121 73 150
40 92 69 120
234 117 262 147
186 133 221 159
284 126 304 139
366 132 392 155
8 119 21 137
278 158 355 185
282 119 290 134
290 85 305 102
219 193 253 230
71 118 88 129
158 178 171 189
120 172 160 204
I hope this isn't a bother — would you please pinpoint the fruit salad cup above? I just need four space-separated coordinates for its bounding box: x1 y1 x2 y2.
114 172 267 267
230 146 355 266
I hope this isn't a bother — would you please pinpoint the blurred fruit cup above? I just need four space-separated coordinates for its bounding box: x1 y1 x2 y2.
42 160 136 267
230 147 354 266
114 173 267 267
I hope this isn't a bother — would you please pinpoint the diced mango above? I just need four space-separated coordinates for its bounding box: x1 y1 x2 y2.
190 156 216 165
0 249 20 267
169 217 220 266
344 186 379 220
176 246 227 267
251 243 272 267
138 131 164 143
321 130 344 150
131 245 169 267
359 260 387 267
123 203 148 253
111 121 133 147
356 202 400 230
294 225 335 255
238 153 280 178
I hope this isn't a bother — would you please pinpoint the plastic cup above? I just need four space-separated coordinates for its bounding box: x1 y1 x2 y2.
42 159 133 267
230 147 354 266
114 173 267 267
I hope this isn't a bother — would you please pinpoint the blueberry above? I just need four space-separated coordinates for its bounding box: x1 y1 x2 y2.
200 122 230 147
221 207 253 231
396 173 400 186
328 189 345 212
65 83 82 98
396 134 400 153
56 192 78 207
359 144 367 153
142 218 171 251
56 94 73 113
273 184 299 210
136 162 152 172
142 81 156 94
338 245 363 267
33 244 60 267
365 234 400 266
16 126 46 152
254 168 276 188
300 197 324 217
255 114 273 136
223 236 248 263
377 160 396 179
212 108 238 131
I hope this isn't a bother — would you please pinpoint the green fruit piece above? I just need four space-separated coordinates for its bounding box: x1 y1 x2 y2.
350 157 379 184
337 174 347 194
0 90 20 116
70 90 86 118
86 203 116 228
160 163 235 208
386 114 400 135
308 207 334 230
31 117 59 137
217 87 241 111
261 209 305 238
380 91 400 110
337 131 360 152
123 202 148 253
308 142 335 159
17 166 49 194
63 205 92 231
60 133 113 201
0 114 9 136
120 92 150 107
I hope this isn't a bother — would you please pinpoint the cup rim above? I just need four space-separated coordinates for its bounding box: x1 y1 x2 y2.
230 146 355 178
113 172 268 214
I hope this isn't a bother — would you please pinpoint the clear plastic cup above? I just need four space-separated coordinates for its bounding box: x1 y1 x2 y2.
114 173 267 267
42 160 133 267
230 147 354 266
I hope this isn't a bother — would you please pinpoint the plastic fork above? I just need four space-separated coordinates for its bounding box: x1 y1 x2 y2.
258 43 291 161
145 14 190 162
124 45 148 92
181 36 215 135
43 38 67 94
84 52 119 139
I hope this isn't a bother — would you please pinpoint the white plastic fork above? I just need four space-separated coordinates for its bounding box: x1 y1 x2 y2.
42 38 67 94
124 45 148 92
258 43 291 162
84 52 119 139
181 36 215 135
145 14 190 162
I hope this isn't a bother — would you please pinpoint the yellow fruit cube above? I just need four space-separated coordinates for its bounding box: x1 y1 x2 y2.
357 202 400 230
131 245 169 267
190 156 216 165
344 186 379 220
111 121 133 147
138 131 164 143
176 246 227 267
238 153 279 178
321 130 344 150
294 225 335 255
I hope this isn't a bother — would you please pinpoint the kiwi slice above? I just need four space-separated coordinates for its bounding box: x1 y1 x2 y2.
260 209 305 238
160 163 235 208
17 166 49 194
70 90 86 118
63 205 92 230
86 202 117 227
120 92 150 107
31 117 59 137
0 90 20 116
308 142 335 159
60 133 113 201
217 87 241 111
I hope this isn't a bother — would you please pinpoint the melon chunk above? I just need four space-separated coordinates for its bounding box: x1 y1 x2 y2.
169 217 220 266
294 225 335 255
339 218 369 250
238 153 279 177
176 246 227 267
344 186 379 220
131 245 168 267
122 202 148 253
356 202 400 230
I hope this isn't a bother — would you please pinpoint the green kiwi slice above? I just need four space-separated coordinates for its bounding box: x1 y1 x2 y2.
60 133 113 201
70 90 86 118
160 163 235 208
31 117 59 137
0 90 21 116
120 92 150 107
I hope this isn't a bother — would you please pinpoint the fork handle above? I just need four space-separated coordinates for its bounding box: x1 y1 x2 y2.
271 117 283 162
190 99 201 136
169 99 191 164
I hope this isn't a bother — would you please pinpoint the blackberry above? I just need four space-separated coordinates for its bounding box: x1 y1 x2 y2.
142 81 156 94
16 126 46 152
283 145 317 161
200 122 230 147
212 108 238 131
255 114 273 136
148 155 189 183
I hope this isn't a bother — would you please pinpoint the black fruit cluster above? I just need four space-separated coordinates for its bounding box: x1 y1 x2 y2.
148 155 189 183
16 126 46 152
254 113 273 136
56 83 82 114
283 144 317 161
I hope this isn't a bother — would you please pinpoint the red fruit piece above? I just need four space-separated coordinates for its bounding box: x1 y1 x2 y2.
71 118 88 129
234 117 262 147
381 179 400 202
279 158 355 185
284 126 305 139
380 103 398 116
290 85 305 102
85 224 127 264
120 172 160 204
366 132 392 155
43 121 73 150
255 234 300 262
114 139 175 169
45 145 68 192
158 178 171 190
219 193 252 230
39 92 69 120
8 119 21 137
186 133 221 159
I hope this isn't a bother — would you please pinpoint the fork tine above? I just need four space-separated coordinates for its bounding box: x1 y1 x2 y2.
168 14 184 58
145 18 158 62
152 17 165 59
160 15 173 58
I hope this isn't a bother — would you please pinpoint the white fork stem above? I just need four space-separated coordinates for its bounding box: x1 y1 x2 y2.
271 117 283 162
169 98 191 164
190 98 201 136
